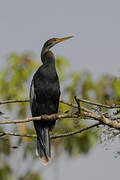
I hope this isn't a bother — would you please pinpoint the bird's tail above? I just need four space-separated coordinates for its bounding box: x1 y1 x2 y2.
36 126 51 165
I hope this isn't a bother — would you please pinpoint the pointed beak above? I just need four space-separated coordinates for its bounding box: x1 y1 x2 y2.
56 36 73 44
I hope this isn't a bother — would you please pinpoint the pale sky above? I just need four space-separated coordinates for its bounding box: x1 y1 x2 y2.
0 0 120 180
1 0 120 76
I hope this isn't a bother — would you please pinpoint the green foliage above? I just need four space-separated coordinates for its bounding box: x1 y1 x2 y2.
0 53 39 117
19 172 43 180
0 138 10 155
56 120 98 156
1 52 120 178
0 165 12 180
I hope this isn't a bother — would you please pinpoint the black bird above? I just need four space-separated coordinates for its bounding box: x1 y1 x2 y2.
30 36 73 165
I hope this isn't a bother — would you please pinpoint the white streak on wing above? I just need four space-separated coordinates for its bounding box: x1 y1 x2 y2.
31 82 35 100
30 81 36 109
36 148 39 156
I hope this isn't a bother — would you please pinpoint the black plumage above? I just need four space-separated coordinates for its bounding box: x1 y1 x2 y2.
29 36 73 165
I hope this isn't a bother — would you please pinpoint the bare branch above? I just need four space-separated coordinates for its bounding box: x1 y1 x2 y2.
60 99 77 108
0 114 80 124
0 122 100 139
0 109 120 131
83 110 120 129
77 97 120 109
0 99 29 105
60 99 92 113
74 96 81 114
0 98 120 109
51 122 100 139
1 98 120 132
0 98 94 113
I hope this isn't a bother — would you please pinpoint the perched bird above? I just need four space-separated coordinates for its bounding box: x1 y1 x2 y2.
30 36 73 165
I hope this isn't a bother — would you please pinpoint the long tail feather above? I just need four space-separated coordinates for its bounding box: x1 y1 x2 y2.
36 126 51 165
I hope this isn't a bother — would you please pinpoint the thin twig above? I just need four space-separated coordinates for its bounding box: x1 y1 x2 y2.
51 122 100 139
0 122 100 139
0 99 29 105
77 97 120 109
61 100 92 113
0 99 93 113
74 96 81 114
0 98 120 109
60 100 77 108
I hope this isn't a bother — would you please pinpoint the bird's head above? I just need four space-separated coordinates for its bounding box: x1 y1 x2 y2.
41 36 73 63
43 36 73 50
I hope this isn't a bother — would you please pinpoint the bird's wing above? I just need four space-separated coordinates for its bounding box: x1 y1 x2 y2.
30 75 60 115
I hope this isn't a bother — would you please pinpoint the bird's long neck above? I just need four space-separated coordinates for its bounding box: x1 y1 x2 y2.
41 47 55 65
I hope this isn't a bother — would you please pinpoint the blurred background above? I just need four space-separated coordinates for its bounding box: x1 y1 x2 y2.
0 0 120 180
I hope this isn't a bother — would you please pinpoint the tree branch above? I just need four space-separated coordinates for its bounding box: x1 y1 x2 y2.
0 99 95 113
0 98 120 134
0 110 120 131
0 122 100 139
0 99 29 105
51 122 100 139
0 114 79 124
74 96 81 114
77 97 120 109
0 97 119 109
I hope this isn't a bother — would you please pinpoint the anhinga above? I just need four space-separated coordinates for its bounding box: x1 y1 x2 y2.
30 36 73 165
